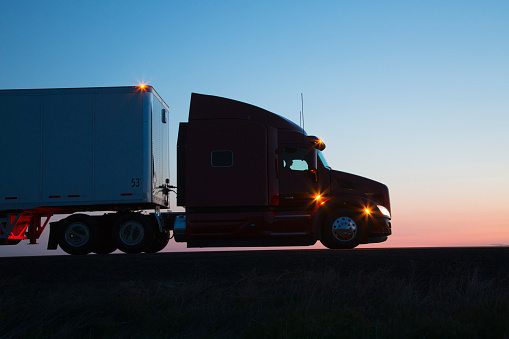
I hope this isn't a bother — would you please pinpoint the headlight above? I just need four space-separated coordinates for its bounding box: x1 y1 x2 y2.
377 205 391 218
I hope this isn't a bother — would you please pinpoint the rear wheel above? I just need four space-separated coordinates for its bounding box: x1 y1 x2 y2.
321 211 362 249
113 214 154 254
58 214 95 255
144 230 170 253
93 222 117 255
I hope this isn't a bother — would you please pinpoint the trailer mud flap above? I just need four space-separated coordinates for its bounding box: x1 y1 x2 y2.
47 222 59 250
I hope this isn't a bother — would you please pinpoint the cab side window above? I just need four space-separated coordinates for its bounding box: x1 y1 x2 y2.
211 150 233 167
281 147 311 172
283 159 308 171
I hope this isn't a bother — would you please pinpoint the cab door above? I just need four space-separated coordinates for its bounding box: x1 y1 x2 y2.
278 145 317 210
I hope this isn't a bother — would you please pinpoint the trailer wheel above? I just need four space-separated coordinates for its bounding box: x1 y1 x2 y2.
58 214 95 255
144 230 170 253
320 211 362 249
93 224 117 255
113 214 154 254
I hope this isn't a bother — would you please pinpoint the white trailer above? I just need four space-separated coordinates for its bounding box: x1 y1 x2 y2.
0 86 174 254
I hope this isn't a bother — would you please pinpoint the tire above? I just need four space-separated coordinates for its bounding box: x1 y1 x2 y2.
113 214 154 254
144 229 170 254
320 211 362 249
58 214 95 255
93 222 117 255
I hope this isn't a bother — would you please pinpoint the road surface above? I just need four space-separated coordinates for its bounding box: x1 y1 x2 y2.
1 247 507 283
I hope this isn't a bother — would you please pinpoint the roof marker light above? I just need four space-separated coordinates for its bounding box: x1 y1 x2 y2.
137 83 148 91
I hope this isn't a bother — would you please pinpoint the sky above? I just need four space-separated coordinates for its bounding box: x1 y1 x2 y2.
1 0 508 256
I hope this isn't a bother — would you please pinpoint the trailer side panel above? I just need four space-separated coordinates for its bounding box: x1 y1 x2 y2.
0 86 168 213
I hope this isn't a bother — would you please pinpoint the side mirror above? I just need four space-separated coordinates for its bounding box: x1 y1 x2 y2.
307 135 326 151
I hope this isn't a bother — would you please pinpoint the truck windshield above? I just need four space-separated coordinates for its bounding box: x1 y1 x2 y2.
318 151 331 170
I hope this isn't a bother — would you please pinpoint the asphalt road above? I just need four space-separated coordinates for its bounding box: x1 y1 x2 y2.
0 247 507 283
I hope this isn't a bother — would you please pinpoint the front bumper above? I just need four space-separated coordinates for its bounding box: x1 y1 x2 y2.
362 216 391 244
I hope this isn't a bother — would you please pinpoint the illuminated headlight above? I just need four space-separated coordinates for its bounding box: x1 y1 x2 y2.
377 205 391 218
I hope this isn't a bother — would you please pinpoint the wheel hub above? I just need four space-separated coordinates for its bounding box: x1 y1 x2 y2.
64 222 90 248
331 217 357 242
119 221 145 246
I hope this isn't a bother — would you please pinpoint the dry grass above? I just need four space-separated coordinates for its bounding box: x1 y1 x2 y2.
1 264 508 338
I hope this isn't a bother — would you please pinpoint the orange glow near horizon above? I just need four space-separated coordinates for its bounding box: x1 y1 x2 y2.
357 196 509 248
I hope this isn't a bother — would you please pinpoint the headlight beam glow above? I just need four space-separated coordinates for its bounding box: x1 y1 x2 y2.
377 205 391 218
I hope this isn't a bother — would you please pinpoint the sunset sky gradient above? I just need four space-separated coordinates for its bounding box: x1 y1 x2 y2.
1 0 508 255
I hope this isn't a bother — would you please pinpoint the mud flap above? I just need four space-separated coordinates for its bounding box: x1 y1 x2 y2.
47 222 59 250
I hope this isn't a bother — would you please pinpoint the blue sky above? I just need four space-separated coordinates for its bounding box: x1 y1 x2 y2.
1 1 508 255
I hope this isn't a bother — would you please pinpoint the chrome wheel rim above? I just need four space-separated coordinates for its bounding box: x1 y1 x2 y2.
331 217 357 242
119 220 145 246
64 222 90 248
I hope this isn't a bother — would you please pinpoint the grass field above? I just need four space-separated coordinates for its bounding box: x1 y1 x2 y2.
0 248 508 338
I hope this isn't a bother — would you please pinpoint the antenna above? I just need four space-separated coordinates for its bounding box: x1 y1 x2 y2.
301 92 304 131
299 93 302 129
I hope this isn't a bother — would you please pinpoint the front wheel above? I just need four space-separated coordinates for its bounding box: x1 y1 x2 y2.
320 212 362 249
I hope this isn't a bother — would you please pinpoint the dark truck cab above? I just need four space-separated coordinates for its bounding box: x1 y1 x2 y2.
176 93 391 249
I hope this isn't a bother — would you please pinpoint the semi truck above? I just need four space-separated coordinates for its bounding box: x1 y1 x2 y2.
0 85 391 255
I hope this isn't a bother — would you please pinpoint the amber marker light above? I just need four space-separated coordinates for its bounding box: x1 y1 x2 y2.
363 207 372 215
312 193 328 206
137 82 148 91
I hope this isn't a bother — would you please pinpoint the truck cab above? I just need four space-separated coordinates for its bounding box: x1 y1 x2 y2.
176 93 392 249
